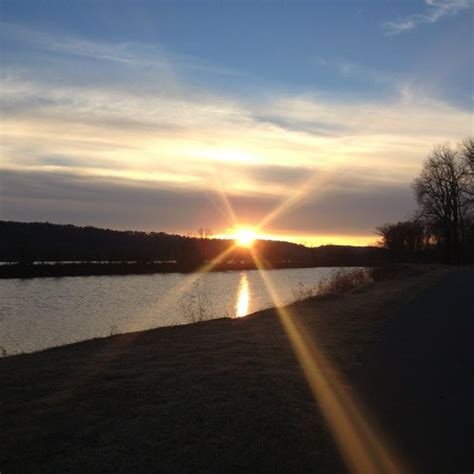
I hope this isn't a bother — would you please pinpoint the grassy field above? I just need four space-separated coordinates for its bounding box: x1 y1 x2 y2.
0 266 448 473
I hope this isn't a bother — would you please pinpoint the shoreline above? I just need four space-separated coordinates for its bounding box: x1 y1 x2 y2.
0 261 377 279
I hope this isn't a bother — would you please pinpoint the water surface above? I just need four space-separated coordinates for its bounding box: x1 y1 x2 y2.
0 267 346 355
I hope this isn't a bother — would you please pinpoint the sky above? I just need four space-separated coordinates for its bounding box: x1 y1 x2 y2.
1 0 473 246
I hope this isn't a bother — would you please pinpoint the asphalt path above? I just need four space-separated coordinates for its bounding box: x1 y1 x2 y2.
353 269 474 473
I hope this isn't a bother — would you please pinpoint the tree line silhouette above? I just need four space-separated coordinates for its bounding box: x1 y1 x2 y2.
0 221 387 278
377 138 474 263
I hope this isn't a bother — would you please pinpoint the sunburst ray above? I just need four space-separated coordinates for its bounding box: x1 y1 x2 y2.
249 247 409 474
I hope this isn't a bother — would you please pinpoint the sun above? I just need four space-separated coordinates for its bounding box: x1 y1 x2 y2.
235 228 257 248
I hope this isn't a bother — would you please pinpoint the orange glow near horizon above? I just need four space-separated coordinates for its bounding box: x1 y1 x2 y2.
209 156 378 249
214 231 377 248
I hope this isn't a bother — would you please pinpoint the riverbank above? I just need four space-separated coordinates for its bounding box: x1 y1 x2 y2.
0 266 453 472
0 261 369 279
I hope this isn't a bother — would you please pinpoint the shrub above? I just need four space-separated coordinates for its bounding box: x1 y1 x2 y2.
293 268 372 302
317 268 371 296
179 279 214 324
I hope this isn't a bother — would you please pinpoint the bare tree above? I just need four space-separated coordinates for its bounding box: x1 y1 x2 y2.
459 138 474 197
197 227 212 239
459 137 474 169
413 141 473 262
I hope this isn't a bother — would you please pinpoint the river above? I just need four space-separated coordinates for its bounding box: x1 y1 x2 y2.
0 267 350 355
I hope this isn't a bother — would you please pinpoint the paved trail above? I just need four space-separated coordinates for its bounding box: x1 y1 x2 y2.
354 269 474 473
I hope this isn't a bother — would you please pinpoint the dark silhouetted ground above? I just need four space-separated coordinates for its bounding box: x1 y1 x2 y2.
1 267 472 473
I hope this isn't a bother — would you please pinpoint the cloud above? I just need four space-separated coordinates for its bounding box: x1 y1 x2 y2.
384 0 474 35
1 22 472 239
1 62 471 227
243 164 314 186
0 169 415 236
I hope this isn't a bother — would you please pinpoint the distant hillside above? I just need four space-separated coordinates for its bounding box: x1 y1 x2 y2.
0 221 387 276
312 244 388 266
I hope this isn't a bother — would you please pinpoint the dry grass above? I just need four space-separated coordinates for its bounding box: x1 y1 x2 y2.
179 279 216 323
292 268 371 302
318 268 371 296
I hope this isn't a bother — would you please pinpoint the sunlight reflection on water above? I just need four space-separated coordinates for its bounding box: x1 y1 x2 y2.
235 272 250 317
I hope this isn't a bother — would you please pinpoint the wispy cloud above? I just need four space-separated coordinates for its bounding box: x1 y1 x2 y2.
313 57 403 89
2 67 471 234
0 22 137 63
0 22 251 83
384 0 473 35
